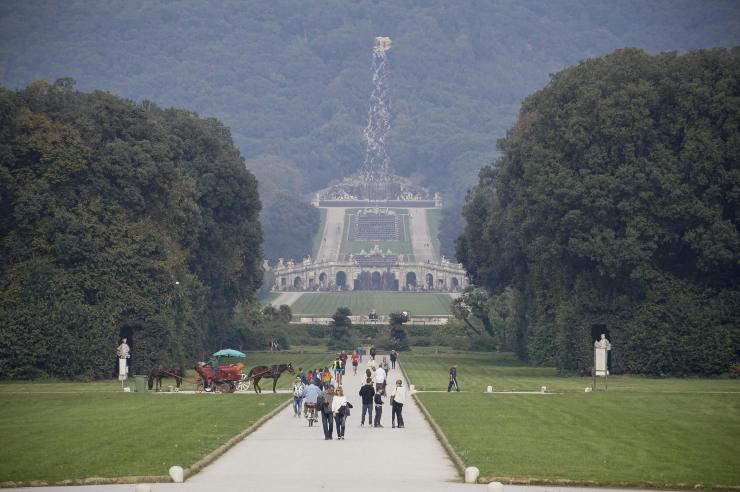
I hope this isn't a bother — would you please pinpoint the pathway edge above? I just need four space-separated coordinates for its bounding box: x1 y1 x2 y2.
184 397 292 479
400 362 466 479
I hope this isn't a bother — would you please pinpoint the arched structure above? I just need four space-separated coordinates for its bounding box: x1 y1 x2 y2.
269 249 468 292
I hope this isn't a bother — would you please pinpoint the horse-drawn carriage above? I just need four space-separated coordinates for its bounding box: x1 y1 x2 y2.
194 362 249 393
194 359 294 393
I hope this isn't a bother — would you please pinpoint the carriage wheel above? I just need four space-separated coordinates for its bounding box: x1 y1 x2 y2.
219 383 231 394
236 380 250 392
195 378 204 393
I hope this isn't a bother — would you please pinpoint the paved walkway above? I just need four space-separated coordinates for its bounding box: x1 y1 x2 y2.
316 207 345 262
409 209 435 262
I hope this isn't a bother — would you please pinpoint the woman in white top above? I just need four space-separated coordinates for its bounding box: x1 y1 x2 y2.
331 386 349 439
391 379 407 428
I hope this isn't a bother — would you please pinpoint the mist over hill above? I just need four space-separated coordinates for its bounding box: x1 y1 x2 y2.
2 0 738 260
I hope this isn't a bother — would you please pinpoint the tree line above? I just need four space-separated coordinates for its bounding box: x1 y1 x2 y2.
457 48 740 375
0 80 263 378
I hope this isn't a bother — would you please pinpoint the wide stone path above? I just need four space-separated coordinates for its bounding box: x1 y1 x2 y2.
316 206 345 263
409 208 435 262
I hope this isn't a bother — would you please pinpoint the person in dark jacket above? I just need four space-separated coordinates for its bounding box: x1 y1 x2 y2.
373 388 385 427
358 378 376 426
321 385 335 440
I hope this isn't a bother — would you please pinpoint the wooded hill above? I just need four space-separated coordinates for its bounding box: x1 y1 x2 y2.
458 48 740 375
1 0 737 260
0 81 263 378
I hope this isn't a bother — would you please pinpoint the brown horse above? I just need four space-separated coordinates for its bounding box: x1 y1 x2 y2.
247 363 294 393
148 365 184 391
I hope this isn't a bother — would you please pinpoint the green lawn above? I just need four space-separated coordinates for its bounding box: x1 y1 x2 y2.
0 351 334 483
289 292 454 316
0 392 285 483
403 352 740 488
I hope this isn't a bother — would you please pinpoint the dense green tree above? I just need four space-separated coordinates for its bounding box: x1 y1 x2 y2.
0 80 263 378
328 306 352 350
458 48 740 375
388 312 410 351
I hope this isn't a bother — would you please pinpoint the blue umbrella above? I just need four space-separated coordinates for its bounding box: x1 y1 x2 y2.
213 349 246 357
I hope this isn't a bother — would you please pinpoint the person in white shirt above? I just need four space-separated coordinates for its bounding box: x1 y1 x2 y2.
390 379 407 428
331 386 349 439
375 365 386 391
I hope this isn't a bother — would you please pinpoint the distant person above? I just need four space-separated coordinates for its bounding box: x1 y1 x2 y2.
373 387 385 427
322 367 332 389
380 357 390 374
390 379 407 428
359 377 376 427
369 346 377 360
292 376 306 417
389 350 398 369
356 345 364 362
448 364 459 392
332 386 350 440
298 367 307 384
333 357 342 384
375 364 386 391
321 385 335 440
351 351 360 375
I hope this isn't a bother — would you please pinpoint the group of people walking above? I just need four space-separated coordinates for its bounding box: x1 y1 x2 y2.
290 348 406 440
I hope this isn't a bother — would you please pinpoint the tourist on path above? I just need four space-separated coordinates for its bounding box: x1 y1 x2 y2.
375 364 386 391
373 388 385 427
390 350 397 369
298 367 307 384
332 386 350 440
333 357 342 385
391 379 407 428
292 377 306 417
351 351 360 375
380 357 390 374
448 364 459 392
359 377 375 427
370 346 377 360
303 380 323 417
322 366 332 389
321 385 335 440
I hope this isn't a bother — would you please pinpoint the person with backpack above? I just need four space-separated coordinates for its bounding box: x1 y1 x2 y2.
321 385 335 440
358 377 375 427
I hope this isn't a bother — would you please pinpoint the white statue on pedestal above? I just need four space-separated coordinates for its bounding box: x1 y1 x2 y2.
117 338 130 382
594 333 611 350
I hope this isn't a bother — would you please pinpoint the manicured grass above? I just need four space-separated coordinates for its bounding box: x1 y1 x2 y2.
289 292 454 316
0 351 335 483
0 392 286 483
402 352 740 488
401 352 740 393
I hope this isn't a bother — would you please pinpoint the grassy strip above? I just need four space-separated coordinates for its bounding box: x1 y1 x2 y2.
0 393 286 483
289 292 454 316
402 352 740 489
